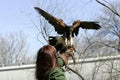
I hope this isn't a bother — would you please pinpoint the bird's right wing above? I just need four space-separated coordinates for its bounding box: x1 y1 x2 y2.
72 20 101 36
34 7 67 34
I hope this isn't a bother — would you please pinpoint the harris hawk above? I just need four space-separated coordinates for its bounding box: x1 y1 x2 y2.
34 7 101 53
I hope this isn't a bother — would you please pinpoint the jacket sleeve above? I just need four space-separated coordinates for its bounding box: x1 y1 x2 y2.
57 57 65 67
49 67 66 80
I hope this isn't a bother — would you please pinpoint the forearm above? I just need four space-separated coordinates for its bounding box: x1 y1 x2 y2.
60 47 75 65
60 53 69 65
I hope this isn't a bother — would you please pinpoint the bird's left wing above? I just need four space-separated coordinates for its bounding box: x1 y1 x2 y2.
72 20 101 36
34 7 67 34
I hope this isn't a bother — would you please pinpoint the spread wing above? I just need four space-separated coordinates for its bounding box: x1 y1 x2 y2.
34 7 67 34
72 20 101 36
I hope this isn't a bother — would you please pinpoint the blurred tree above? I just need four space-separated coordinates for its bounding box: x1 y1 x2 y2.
96 0 120 54
0 32 32 64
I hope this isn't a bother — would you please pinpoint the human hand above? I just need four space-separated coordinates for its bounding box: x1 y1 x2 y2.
65 46 76 65
65 48 75 56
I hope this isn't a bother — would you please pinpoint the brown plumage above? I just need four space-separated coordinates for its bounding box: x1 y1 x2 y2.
34 7 101 38
34 7 101 52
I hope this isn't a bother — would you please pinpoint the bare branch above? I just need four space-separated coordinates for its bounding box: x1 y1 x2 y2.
66 66 85 80
96 0 120 17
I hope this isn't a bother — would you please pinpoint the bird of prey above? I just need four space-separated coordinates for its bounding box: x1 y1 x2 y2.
48 36 67 53
49 36 76 64
34 7 101 52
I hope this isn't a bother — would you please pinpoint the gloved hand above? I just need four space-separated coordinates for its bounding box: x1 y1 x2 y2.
60 45 76 65
65 47 76 65
65 48 75 56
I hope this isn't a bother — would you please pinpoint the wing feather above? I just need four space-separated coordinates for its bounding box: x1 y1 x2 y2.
72 20 101 36
79 21 101 29
34 7 67 34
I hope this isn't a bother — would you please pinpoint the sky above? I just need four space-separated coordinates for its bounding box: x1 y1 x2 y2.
0 0 103 55
0 0 40 55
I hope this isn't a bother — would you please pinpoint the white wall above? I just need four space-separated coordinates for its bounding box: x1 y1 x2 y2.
0 54 120 80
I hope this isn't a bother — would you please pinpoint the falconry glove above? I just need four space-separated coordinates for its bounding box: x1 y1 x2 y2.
65 47 76 65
